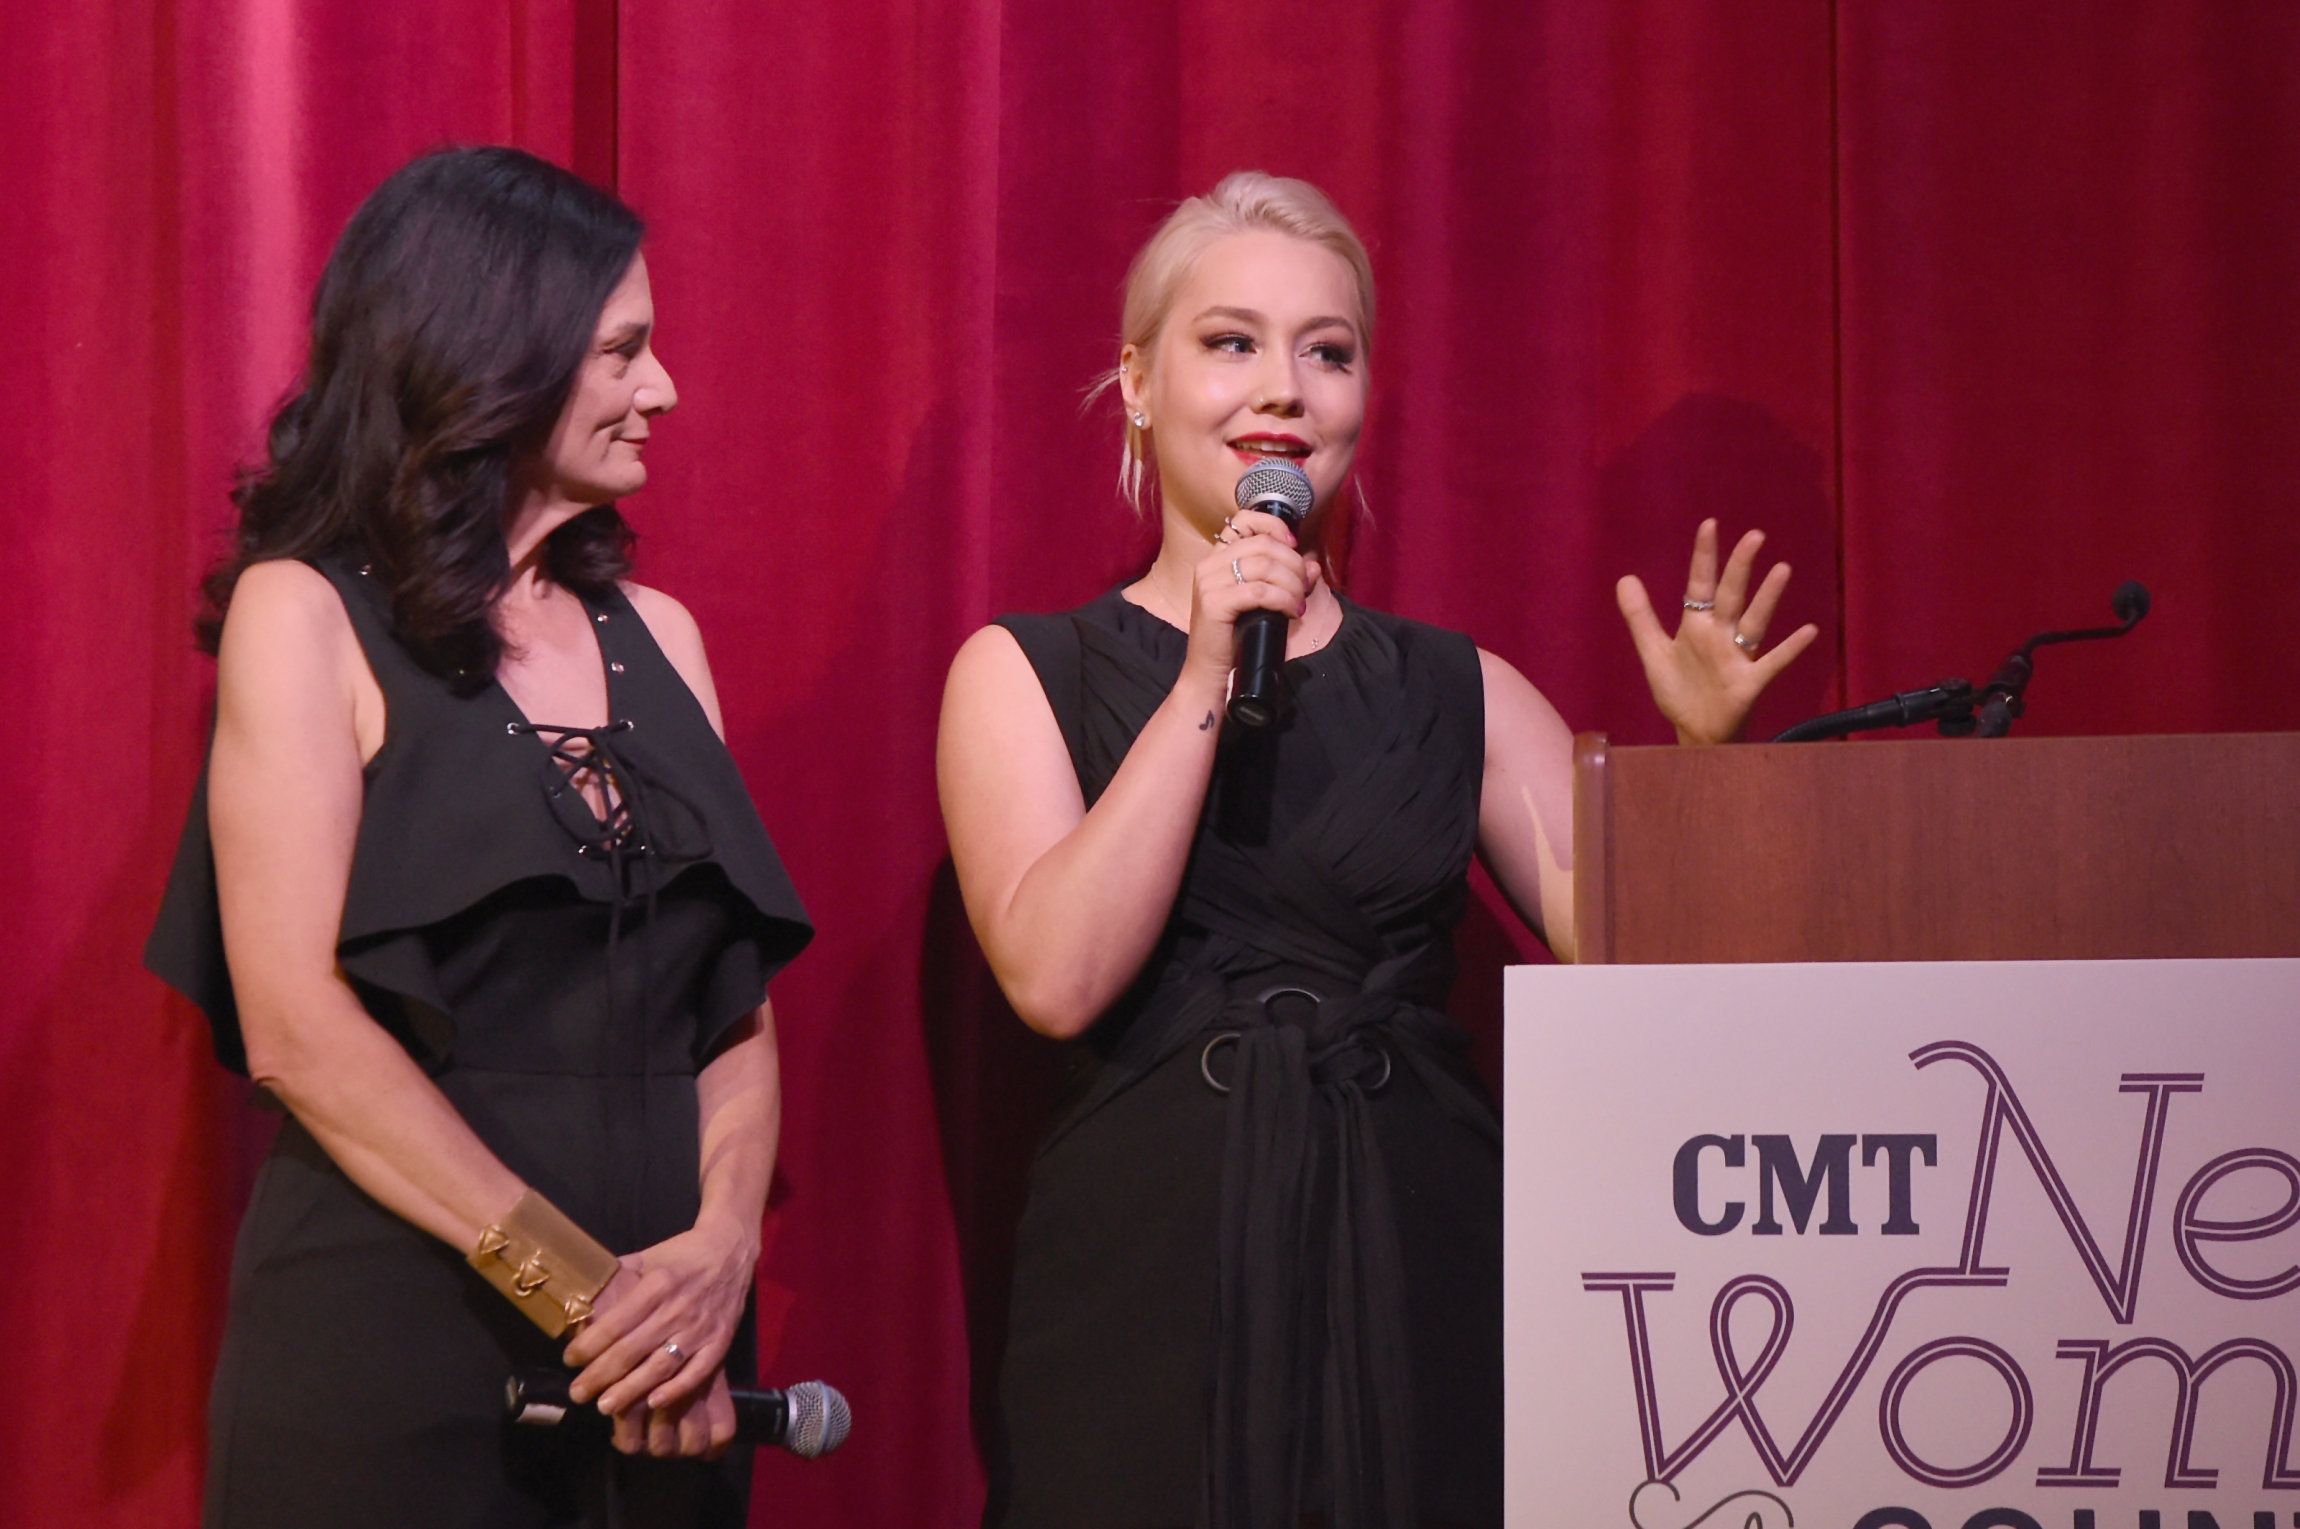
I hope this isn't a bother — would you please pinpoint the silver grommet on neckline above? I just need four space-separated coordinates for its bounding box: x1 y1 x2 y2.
505 722 520 735
609 661 626 674
594 612 610 623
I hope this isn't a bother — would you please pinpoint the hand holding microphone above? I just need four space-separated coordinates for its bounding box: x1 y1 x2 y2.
1223 459 1317 727
507 1369 852 1460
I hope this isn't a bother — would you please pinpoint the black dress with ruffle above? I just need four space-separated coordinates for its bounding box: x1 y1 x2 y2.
145 555 811 1529
985 590 1504 1529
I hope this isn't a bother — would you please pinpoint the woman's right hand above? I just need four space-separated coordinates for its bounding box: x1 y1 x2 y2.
1181 507 1321 690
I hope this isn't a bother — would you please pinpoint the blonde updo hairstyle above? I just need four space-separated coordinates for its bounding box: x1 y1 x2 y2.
1106 171 1377 511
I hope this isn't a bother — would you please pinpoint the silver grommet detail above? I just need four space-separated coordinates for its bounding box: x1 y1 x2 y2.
609 661 626 674
1363 1046 1392 1093
594 612 610 623
1200 1033 1241 1094
505 722 520 735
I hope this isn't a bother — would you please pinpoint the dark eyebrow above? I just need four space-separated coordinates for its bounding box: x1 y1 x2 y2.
600 321 650 348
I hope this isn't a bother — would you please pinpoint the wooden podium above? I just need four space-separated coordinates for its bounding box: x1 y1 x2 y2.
1570 731 2300 963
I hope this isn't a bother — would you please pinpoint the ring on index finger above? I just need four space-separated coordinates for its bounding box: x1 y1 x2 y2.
1732 631 1758 655
663 1340 689 1367
1231 558 1246 585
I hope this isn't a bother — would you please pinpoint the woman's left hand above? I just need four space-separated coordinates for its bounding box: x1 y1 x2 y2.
1616 518 1819 745
608 1366 741 1459
561 1214 760 1417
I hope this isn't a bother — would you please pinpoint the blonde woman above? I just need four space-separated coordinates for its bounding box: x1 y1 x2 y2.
938 173 1810 1528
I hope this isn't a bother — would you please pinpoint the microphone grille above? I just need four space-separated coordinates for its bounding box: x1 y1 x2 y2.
784 1380 853 1459
1233 458 1314 523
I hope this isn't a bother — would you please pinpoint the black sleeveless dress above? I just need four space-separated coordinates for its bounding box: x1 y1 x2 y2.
986 590 1504 1529
144 555 812 1529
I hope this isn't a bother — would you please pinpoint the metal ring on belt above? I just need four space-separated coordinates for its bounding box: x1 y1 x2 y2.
1198 985 1392 1096
1201 1032 1241 1093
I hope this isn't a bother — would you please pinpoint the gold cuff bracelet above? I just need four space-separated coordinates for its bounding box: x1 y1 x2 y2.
467 1190 620 1338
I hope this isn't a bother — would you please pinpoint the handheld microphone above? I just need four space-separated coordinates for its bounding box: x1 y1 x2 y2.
505 1369 853 1460
1225 459 1317 728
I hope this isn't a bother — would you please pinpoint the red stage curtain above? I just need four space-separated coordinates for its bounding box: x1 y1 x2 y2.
8 2 2294 1525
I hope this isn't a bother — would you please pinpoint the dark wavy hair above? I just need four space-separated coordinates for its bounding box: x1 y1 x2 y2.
198 146 646 689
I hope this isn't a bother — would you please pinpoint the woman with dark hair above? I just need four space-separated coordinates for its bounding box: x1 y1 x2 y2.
147 146 811 1527
937 173 1812 1528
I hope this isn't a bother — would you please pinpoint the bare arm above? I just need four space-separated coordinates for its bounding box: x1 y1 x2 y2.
937 513 1315 1038
938 626 1228 1037
1474 649 1579 962
211 560 525 1250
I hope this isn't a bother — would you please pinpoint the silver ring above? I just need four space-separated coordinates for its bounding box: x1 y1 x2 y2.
663 1340 688 1365
1733 632 1757 653
1683 598 1716 611
1231 558 1245 585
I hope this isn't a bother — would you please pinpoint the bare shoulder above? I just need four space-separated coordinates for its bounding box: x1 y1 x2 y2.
621 580 706 664
217 558 391 761
938 621 1081 871
942 622 1070 742
944 621 1032 694
1478 646 1574 775
1478 646 1564 722
621 581 723 735
224 558 354 641
216 559 364 697
938 624 1066 774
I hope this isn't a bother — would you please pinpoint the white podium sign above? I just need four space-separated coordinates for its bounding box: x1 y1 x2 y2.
1505 959 2300 1529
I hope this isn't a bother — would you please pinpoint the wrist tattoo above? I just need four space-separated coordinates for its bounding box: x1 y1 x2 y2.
1200 711 1216 731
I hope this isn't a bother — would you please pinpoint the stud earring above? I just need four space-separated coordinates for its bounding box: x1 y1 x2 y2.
1130 412 1149 429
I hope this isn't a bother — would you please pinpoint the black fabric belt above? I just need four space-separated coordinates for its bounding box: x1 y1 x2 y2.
1054 949 1495 1529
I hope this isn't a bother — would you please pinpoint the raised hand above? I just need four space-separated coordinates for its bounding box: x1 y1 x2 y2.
1616 518 1818 745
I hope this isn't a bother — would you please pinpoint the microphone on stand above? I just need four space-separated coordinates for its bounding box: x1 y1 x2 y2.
1771 678 1976 743
1772 581 2150 743
1226 458 1318 728
505 1369 853 1460
1971 580 2150 737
